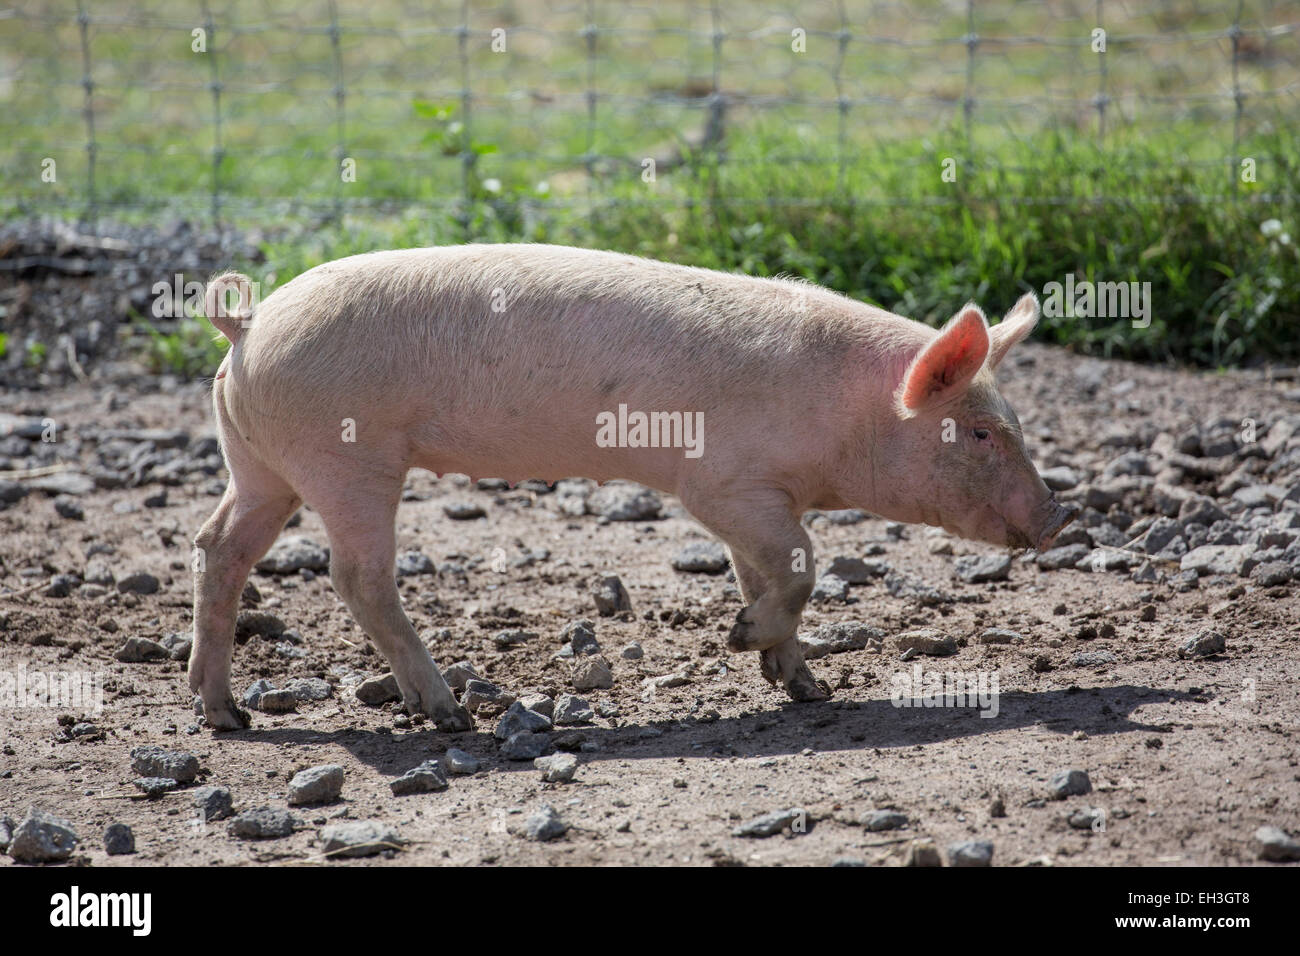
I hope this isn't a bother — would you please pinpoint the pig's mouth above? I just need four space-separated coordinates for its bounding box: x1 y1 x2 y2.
1030 496 1079 552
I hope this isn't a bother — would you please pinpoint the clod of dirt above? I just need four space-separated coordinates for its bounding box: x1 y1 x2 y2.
904 839 943 867
895 629 958 657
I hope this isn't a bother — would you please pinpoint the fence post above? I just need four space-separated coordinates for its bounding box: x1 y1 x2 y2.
75 0 97 233
328 0 346 225
962 0 976 176
457 0 473 240
199 0 223 240
1229 0 1244 197
582 0 598 226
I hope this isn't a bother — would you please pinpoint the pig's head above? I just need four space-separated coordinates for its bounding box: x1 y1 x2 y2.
868 293 1077 551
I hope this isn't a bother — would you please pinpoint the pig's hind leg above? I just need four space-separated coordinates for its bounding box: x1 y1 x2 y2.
304 477 473 733
191 453 300 730
681 490 831 703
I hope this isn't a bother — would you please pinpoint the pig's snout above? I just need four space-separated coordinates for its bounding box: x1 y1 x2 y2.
1033 495 1079 551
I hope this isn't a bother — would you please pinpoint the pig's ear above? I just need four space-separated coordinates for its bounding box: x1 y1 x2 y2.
896 304 990 417
987 292 1039 368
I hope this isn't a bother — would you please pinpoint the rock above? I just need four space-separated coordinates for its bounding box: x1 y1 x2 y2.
592 575 631 616
461 679 510 713
1068 807 1105 830
586 484 661 521
500 731 551 761
896 629 958 657
1179 495 1228 527
978 628 1021 645
114 636 169 663
228 807 298 840
0 479 28 504
1131 516 1181 554
518 693 555 719
954 553 1011 583
1047 769 1092 799
242 679 274 708
283 677 333 702
134 776 181 797
1072 651 1117 667
800 622 886 659
1180 544 1254 577
553 694 595 725
620 642 644 660
390 760 449 795
0 816 14 853
1233 484 1286 509
571 655 614 691
444 748 480 775
355 673 401 706
1251 561 1292 586
257 688 298 713
523 803 568 841
193 786 234 822
671 541 728 573
104 823 135 855
29 472 96 496
321 820 402 858
904 839 943 867
860 810 908 832
732 807 806 838
53 495 84 520
255 535 329 574
947 840 994 867
442 660 480 691
493 628 538 649
534 753 578 783
130 746 199 783
443 501 486 520
1036 542 1090 571
809 573 850 603
559 619 601 656
494 700 553 740
1253 825 1300 862
287 765 345 806
160 632 192 661
1040 466 1080 491
116 572 160 595
824 509 868 525
8 807 79 862
824 555 887 583
1177 630 1226 659
235 610 286 640
395 551 436 576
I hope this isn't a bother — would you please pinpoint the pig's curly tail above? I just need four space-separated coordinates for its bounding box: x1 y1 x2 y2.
204 272 255 343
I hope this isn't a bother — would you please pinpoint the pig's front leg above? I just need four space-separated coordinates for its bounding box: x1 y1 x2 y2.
681 489 831 702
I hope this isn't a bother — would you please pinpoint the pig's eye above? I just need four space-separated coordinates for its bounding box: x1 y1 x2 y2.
972 427 991 442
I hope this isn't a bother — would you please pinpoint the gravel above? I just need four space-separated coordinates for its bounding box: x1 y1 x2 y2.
286 765 345 806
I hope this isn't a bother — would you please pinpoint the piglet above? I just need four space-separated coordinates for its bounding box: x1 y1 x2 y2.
192 244 1076 730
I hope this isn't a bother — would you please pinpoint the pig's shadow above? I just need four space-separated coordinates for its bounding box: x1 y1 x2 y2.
229 683 1192 778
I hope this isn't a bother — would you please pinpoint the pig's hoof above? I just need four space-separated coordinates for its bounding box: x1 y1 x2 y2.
434 704 474 734
759 649 783 686
727 609 760 653
784 669 833 703
202 696 251 731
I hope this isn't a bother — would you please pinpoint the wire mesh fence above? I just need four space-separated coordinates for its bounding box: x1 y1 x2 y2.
1 0 1297 237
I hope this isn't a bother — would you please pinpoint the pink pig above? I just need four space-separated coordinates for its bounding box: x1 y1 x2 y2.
193 244 1076 731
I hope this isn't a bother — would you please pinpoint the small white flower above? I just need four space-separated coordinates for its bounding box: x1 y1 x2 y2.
534 180 550 196
1260 218 1283 237
1280 232 1292 246
482 178 502 194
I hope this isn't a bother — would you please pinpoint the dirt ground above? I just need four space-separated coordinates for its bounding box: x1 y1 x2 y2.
1 339 1298 867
